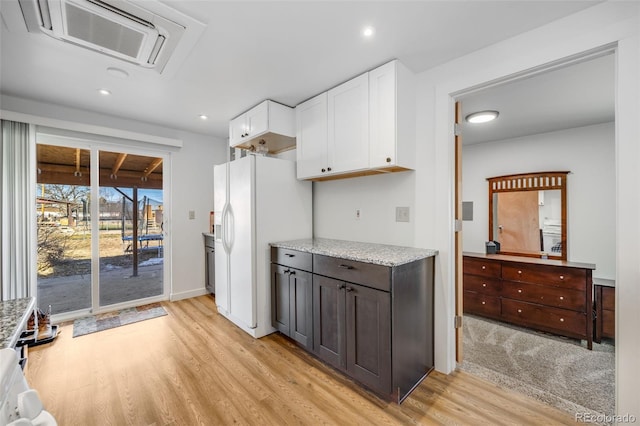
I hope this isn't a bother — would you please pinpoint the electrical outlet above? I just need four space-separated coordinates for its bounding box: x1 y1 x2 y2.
396 206 410 222
355 208 361 220
188 210 196 220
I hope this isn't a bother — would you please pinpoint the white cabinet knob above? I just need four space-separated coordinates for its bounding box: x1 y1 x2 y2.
518 289 522 293
482 266 486 270
517 309 522 313
482 283 487 287
518 270 522 274
481 301 486 305
559 296 564 300
560 318 565 322
560 275 564 280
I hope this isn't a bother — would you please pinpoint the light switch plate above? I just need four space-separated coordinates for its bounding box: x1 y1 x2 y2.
396 206 410 222
188 210 196 220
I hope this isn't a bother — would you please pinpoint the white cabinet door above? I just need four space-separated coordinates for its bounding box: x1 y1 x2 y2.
246 101 269 139
327 73 369 174
229 113 247 147
369 61 397 168
296 92 328 179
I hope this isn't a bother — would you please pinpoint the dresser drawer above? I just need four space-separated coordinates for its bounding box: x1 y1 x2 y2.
271 247 313 272
502 263 586 290
463 257 501 278
602 309 615 338
463 291 501 318
501 281 586 312
313 254 391 292
501 299 586 337
463 274 502 296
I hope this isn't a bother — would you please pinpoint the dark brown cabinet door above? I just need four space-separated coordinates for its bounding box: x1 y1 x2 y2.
289 269 313 350
271 264 291 336
345 284 391 395
313 275 346 370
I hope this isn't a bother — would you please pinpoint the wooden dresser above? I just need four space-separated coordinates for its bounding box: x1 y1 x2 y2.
594 279 615 342
463 252 595 349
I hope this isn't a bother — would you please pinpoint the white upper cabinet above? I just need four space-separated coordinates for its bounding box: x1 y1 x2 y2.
229 100 295 154
296 93 328 179
369 60 415 170
327 73 369 175
295 60 415 181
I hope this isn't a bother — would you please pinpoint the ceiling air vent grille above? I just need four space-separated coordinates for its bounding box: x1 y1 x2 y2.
16 0 187 73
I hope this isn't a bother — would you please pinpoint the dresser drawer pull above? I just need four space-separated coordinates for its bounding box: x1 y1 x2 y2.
559 296 564 300
481 301 486 305
482 283 487 287
339 264 354 270
560 318 565 322
560 275 564 280
518 289 522 293
518 270 522 274
482 266 486 270
517 309 522 313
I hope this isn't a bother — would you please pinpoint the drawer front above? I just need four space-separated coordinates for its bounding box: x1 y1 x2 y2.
601 287 615 311
463 291 501 318
271 247 313 272
463 274 502 296
602 309 615 338
502 264 586 290
501 299 586 337
501 281 586 312
463 257 501 278
313 255 391 292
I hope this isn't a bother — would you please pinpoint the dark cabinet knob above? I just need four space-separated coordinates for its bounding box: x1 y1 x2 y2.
285 253 295 258
321 168 326 173
289 270 296 276
337 284 346 289
386 157 391 163
338 264 354 270
346 287 354 292
327 167 332 171
284 269 291 275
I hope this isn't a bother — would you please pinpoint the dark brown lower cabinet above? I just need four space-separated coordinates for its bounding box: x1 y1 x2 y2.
272 246 434 403
271 263 313 350
313 275 391 395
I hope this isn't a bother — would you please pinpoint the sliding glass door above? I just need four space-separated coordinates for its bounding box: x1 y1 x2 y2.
36 139 167 317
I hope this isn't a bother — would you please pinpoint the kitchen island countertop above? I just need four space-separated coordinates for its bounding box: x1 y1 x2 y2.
1 297 36 349
270 238 437 267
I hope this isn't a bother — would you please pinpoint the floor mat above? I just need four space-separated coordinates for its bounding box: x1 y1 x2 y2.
72 303 167 337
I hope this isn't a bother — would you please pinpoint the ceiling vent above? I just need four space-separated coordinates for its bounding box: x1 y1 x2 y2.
16 0 188 73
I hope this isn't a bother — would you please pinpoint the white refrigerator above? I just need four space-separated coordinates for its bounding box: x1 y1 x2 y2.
213 155 312 338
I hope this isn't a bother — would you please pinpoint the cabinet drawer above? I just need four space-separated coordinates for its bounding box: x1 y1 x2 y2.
463 257 501 278
463 291 501 318
501 281 586 312
313 255 391 292
601 287 615 311
502 264 586 290
271 247 313 272
501 299 586 337
463 274 502 296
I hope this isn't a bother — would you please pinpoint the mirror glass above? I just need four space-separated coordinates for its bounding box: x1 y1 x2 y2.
492 190 562 257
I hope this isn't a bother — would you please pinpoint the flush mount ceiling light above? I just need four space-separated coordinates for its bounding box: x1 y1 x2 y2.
98 88 111 96
362 26 375 38
465 110 499 124
198 114 208 120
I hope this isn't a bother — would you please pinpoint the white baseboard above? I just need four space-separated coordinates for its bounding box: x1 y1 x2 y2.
170 288 210 301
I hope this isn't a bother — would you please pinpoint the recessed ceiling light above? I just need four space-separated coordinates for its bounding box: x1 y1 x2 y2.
106 67 129 79
98 88 111 96
199 114 208 120
362 26 375 38
465 110 499 124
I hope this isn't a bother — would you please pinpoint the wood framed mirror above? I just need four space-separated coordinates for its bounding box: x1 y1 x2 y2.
488 171 568 260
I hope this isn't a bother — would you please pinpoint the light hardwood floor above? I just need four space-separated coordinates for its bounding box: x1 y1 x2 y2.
25 295 578 425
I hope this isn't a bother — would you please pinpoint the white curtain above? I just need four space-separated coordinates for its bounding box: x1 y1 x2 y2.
1 120 36 301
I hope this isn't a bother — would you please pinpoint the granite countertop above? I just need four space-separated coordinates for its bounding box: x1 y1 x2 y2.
1 297 36 349
270 238 438 267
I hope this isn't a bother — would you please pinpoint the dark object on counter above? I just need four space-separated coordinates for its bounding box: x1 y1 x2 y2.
204 234 215 294
486 241 497 254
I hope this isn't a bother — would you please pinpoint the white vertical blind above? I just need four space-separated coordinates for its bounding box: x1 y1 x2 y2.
1 120 36 301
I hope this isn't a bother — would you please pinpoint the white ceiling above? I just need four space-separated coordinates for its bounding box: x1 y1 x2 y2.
0 0 604 141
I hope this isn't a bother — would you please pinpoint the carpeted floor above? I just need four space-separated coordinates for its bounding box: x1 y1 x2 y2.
460 315 614 420
72 302 168 337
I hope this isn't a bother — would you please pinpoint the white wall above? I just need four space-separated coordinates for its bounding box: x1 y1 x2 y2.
410 1 639 418
0 95 229 301
462 123 615 279
313 171 416 246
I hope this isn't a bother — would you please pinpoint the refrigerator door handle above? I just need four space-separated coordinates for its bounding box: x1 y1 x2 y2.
226 205 235 251
221 203 230 254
